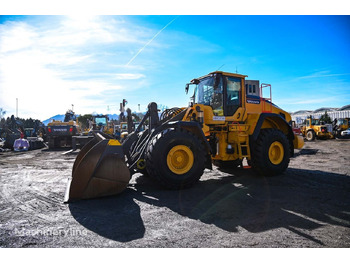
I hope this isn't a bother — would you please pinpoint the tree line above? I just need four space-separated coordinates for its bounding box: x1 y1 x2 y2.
0 108 44 129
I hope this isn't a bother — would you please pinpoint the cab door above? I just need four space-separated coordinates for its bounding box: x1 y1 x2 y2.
223 75 242 117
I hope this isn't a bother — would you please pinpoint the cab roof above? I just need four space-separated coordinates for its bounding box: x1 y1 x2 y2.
211 71 248 78
196 71 248 81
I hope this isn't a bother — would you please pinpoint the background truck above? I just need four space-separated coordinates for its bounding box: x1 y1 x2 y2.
46 110 80 149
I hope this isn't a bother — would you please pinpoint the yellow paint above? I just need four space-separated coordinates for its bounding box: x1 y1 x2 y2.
293 135 304 149
180 71 303 164
268 141 284 165
108 139 121 146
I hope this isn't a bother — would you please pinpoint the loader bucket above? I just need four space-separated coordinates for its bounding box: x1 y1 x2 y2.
64 137 130 203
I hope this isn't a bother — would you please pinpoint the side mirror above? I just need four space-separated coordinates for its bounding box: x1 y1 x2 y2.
185 83 189 94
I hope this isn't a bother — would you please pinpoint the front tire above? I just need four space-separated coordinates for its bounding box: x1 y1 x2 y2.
306 130 315 141
251 129 290 176
145 128 206 189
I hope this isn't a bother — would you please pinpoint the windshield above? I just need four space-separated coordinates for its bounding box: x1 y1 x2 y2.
194 76 215 106
194 75 224 115
338 119 347 125
95 117 107 126
311 119 320 125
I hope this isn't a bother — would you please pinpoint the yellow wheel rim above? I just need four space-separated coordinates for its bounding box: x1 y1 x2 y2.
167 145 194 175
268 141 284 165
136 159 146 170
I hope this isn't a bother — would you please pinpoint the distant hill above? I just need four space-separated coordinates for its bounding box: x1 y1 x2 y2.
108 114 119 121
42 114 120 126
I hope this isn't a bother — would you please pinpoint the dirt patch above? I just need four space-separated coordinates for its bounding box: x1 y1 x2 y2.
0 140 349 247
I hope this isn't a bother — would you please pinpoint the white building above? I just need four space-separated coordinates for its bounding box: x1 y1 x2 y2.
291 105 350 125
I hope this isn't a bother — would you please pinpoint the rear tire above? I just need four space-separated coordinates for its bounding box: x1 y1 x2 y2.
48 137 55 149
145 128 206 189
251 129 290 176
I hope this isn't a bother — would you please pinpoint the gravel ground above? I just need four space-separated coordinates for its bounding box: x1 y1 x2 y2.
0 139 349 248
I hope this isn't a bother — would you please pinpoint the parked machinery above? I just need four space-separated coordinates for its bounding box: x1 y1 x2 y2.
87 115 114 135
65 71 304 202
46 110 80 149
333 118 350 138
291 121 302 136
71 114 117 151
113 108 135 141
0 116 45 151
300 117 333 141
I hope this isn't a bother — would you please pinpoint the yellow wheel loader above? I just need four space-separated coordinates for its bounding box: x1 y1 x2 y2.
64 71 304 202
333 118 350 138
300 117 333 141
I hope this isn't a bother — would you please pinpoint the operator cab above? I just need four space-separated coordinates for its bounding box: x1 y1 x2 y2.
94 116 108 126
338 118 349 126
186 71 247 116
64 110 76 122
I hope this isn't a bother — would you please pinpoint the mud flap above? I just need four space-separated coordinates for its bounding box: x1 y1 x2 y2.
64 138 130 203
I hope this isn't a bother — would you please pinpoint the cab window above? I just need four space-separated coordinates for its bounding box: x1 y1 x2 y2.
311 119 319 125
195 75 224 116
195 77 214 106
225 76 241 116
212 77 224 116
95 117 107 126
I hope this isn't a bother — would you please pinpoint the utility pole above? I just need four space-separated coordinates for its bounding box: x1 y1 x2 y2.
72 104 74 112
138 104 140 112
16 98 18 118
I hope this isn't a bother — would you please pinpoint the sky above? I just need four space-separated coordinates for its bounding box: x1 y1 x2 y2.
0 12 350 121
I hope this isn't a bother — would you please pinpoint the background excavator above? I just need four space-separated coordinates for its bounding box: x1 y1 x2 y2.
65 71 304 202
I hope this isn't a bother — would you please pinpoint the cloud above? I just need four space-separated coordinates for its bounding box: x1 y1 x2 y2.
0 16 156 120
0 22 38 53
281 98 336 105
297 70 350 80
0 16 221 120
275 94 348 112
114 73 145 80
